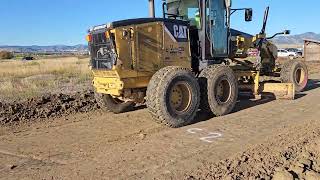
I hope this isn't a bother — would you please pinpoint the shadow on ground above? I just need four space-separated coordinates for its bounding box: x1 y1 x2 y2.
192 78 320 125
304 79 320 92
192 93 276 125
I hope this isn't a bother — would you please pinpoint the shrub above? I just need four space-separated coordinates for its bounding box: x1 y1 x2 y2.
0 51 14 59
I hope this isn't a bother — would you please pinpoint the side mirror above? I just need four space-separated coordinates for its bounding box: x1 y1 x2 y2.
245 8 253 22
283 30 291 35
266 30 292 40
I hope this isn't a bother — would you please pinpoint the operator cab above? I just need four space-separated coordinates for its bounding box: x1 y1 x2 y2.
164 0 231 70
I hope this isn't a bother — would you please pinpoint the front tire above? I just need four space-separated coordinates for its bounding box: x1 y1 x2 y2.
146 66 200 128
94 92 135 114
280 60 308 92
199 65 238 116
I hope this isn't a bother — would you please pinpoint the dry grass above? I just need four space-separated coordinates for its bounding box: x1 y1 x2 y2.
0 57 92 102
1 56 318 103
0 57 90 78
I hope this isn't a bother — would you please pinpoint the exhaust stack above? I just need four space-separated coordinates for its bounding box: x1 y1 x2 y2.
149 0 155 18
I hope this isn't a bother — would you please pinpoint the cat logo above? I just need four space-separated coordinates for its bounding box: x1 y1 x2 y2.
173 25 188 39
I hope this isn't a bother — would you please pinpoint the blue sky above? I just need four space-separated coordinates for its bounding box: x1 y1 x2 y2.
0 0 318 46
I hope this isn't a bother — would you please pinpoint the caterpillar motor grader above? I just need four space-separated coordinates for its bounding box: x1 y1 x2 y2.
87 0 308 127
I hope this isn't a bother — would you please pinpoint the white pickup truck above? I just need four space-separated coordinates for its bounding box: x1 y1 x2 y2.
277 49 297 59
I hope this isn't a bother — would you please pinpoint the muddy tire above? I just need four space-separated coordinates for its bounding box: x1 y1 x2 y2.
199 65 238 116
280 60 308 92
94 92 134 114
146 66 200 128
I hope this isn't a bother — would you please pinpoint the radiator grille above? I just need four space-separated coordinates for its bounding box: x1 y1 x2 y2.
89 31 116 70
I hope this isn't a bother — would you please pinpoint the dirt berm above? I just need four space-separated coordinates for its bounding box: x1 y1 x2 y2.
0 91 97 125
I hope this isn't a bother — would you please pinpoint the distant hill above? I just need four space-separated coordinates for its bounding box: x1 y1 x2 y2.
2 32 320 52
0 44 88 53
272 32 320 45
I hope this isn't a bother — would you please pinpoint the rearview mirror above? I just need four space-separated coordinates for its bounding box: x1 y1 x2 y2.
245 8 253 22
283 30 291 35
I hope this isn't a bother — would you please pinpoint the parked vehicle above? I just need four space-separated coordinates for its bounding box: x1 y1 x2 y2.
22 56 35 61
286 48 303 56
278 49 297 59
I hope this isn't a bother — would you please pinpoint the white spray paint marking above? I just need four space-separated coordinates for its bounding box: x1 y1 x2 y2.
187 128 223 143
199 132 223 143
187 128 204 134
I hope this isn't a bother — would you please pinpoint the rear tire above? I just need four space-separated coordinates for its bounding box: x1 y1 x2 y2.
199 65 238 116
94 92 135 114
280 60 308 92
146 66 200 128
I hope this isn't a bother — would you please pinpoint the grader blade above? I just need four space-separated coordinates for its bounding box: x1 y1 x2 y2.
260 83 295 100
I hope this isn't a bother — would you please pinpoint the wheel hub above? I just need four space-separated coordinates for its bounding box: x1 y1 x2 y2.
295 67 306 85
169 82 192 113
215 78 232 104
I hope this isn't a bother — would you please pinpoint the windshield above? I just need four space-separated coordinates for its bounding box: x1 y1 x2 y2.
167 0 200 26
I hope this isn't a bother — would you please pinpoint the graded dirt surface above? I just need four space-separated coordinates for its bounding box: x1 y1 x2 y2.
0 74 320 180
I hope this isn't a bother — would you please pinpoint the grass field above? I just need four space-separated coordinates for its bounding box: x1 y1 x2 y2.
0 57 92 102
0 56 318 103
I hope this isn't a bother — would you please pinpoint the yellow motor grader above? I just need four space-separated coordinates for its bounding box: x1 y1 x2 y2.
86 0 308 127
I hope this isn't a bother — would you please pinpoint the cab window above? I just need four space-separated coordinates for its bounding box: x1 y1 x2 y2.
187 8 200 28
167 0 201 28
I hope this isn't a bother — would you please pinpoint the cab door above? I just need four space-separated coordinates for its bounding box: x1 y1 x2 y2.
209 0 228 57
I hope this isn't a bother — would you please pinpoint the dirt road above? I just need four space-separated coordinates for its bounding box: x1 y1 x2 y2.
0 74 320 180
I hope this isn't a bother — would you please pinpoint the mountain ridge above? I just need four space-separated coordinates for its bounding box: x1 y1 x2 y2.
0 44 88 53
272 32 320 45
1 32 320 52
